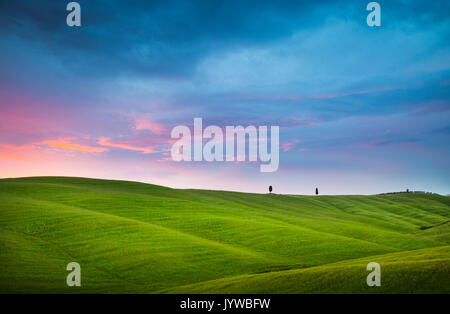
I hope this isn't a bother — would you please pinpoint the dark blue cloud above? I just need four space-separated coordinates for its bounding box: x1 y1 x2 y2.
1 0 447 79
0 0 335 78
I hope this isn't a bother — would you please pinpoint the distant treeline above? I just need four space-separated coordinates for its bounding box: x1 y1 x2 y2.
378 191 436 195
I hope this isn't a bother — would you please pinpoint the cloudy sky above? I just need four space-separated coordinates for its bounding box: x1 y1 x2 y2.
0 0 449 194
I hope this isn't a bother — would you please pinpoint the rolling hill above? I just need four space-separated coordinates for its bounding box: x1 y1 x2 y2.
0 177 449 293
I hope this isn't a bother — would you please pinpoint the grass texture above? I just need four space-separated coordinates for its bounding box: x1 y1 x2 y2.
0 177 448 293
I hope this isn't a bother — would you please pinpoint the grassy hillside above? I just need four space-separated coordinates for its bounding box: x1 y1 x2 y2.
0 177 449 293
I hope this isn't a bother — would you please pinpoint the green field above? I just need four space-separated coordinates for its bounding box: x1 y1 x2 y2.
0 177 449 293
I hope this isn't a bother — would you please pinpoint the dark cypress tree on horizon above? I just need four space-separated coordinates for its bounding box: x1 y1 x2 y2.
269 186 273 193
315 187 319 195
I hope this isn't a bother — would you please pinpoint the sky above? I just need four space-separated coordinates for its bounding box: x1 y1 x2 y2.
0 0 449 195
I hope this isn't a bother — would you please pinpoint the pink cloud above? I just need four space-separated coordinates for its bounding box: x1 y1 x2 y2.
279 117 321 128
349 138 418 149
310 87 397 100
132 114 166 135
0 143 36 160
281 139 301 152
41 137 109 153
98 137 158 154
412 104 450 114
156 156 173 163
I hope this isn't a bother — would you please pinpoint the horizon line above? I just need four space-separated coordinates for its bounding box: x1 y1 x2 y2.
1 175 446 197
